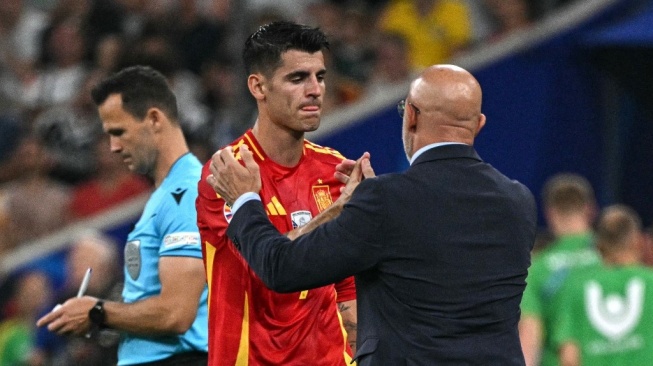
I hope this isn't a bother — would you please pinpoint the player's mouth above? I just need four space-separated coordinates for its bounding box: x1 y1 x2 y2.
300 104 320 113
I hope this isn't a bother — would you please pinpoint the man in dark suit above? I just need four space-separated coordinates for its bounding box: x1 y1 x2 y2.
206 64 537 365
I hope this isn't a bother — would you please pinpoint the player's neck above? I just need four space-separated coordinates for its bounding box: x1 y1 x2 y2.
252 122 304 167
603 251 640 266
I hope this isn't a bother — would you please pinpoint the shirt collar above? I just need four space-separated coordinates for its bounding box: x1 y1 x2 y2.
409 142 468 165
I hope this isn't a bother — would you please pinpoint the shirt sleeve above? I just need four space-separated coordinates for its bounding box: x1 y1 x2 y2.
334 276 357 302
549 276 579 348
520 259 543 317
157 185 202 258
196 163 229 251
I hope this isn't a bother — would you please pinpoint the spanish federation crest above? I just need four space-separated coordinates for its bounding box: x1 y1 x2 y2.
291 211 313 229
124 240 141 280
312 185 333 212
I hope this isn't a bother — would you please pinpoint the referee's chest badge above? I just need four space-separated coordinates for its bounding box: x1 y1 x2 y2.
124 240 141 280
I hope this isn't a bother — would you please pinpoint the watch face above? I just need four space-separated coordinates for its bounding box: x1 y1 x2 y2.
89 302 105 325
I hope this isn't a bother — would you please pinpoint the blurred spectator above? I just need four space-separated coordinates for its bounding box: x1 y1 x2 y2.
364 31 414 98
112 0 153 42
246 0 320 23
482 0 537 42
552 205 653 366
304 1 342 36
0 115 24 176
0 134 70 254
462 0 495 46
120 30 212 141
0 0 48 114
329 6 376 84
0 271 52 366
93 35 125 74
67 133 152 221
169 0 227 75
377 0 473 70
31 105 96 185
642 226 653 267
32 230 121 366
520 173 601 366
198 56 250 152
22 18 89 111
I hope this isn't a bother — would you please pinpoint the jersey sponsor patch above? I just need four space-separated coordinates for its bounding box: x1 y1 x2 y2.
124 240 141 280
586 278 644 340
291 210 312 229
223 202 233 222
163 232 200 248
312 185 333 212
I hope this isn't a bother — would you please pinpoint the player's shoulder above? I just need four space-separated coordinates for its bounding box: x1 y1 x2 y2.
303 139 345 163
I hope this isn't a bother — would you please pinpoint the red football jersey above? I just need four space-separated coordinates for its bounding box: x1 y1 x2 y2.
196 130 356 366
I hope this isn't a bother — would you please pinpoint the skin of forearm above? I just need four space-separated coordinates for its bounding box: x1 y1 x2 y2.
102 296 197 336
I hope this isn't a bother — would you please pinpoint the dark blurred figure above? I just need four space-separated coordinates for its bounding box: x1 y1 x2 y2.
120 29 212 144
198 56 250 155
0 133 70 254
482 0 538 42
23 19 89 111
170 0 227 75
0 0 47 115
364 31 414 98
330 6 375 84
642 226 653 267
93 34 125 74
0 271 52 366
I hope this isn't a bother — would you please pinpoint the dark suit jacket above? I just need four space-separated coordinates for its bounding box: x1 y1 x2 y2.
227 144 537 365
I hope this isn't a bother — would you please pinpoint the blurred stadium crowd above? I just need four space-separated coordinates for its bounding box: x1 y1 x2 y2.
0 0 579 254
0 0 596 365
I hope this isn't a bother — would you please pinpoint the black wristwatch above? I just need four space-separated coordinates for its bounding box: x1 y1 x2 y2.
88 300 106 328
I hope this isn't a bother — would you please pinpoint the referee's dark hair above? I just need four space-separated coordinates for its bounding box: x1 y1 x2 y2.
243 21 329 77
91 65 179 124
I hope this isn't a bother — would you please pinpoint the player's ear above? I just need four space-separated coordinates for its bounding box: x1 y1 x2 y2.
248 74 266 101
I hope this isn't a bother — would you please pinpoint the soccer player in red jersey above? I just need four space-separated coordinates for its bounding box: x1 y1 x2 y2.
195 22 357 365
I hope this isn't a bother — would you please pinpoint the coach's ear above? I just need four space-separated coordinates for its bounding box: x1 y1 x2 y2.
248 73 266 101
475 113 486 136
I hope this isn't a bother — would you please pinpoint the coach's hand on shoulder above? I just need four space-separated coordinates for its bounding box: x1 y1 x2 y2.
206 145 262 206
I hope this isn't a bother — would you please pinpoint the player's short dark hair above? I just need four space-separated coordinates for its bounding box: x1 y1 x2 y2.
91 65 179 124
243 21 329 76
542 173 595 214
596 204 642 251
